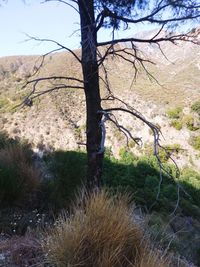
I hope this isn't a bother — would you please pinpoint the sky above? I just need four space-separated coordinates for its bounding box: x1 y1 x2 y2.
0 1 81 57
0 0 159 58
0 1 198 58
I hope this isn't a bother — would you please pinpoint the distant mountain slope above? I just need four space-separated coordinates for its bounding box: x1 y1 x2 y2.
0 28 200 170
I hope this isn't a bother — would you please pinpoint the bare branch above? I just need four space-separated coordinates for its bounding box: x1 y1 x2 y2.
22 76 84 89
31 47 64 76
25 34 82 63
15 75 84 110
41 0 79 13
97 32 199 47
101 106 183 207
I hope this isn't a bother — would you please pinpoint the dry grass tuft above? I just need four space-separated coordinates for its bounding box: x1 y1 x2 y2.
0 144 41 205
0 232 43 266
44 190 170 267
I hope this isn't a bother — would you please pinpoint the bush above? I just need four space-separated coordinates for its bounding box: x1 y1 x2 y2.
44 190 169 267
191 100 200 116
190 136 200 150
119 148 138 164
157 144 181 162
183 115 199 131
166 107 183 119
180 168 200 208
45 150 86 208
170 119 182 130
0 144 40 206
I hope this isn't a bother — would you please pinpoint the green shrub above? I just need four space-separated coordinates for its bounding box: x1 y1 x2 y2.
166 107 183 119
190 136 200 150
118 148 138 164
104 147 113 159
74 127 82 140
165 144 182 153
0 144 40 207
45 151 86 208
128 140 136 148
145 175 159 189
103 148 200 216
158 144 182 162
183 115 199 131
170 119 182 130
191 100 200 116
162 184 177 201
103 152 179 212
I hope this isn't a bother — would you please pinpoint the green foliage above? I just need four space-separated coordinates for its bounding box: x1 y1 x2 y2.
163 184 177 201
170 119 182 130
191 100 200 116
104 147 113 159
144 143 182 163
128 140 136 148
166 107 183 119
44 150 87 208
0 165 23 205
190 136 200 150
165 143 182 153
159 144 182 162
118 148 138 164
180 168 200 206
0 137 195 217
183 115 199 131
74 127 82 140
102 150 200 216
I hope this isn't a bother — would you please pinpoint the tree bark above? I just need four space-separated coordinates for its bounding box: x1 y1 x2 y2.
78 0 103 189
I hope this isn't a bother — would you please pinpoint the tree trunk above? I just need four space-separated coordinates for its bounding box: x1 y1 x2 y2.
78 0 103 189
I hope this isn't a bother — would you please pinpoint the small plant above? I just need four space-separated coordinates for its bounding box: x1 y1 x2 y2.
183 115 199 131
44 190 169 267
170 119 182 130
190 136 200 151
155 144 182 162
191 100 200 116
74 126 82 140
129 140 136 148
166 107 183 119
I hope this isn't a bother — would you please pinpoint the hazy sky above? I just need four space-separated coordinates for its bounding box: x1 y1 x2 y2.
0 1 198 58
0 1 82 57
0 1 158 58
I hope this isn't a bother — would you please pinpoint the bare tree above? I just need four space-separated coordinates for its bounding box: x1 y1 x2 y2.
21 0 200 189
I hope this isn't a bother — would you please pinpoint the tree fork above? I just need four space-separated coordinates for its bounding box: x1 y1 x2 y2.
78 0 103 189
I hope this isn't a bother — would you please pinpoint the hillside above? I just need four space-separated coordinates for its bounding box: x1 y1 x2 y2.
1 28 200 267
0 28 200 171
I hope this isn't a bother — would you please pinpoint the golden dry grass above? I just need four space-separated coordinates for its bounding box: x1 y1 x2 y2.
0 144 40 189
0 144 41 205
44 190 170 267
